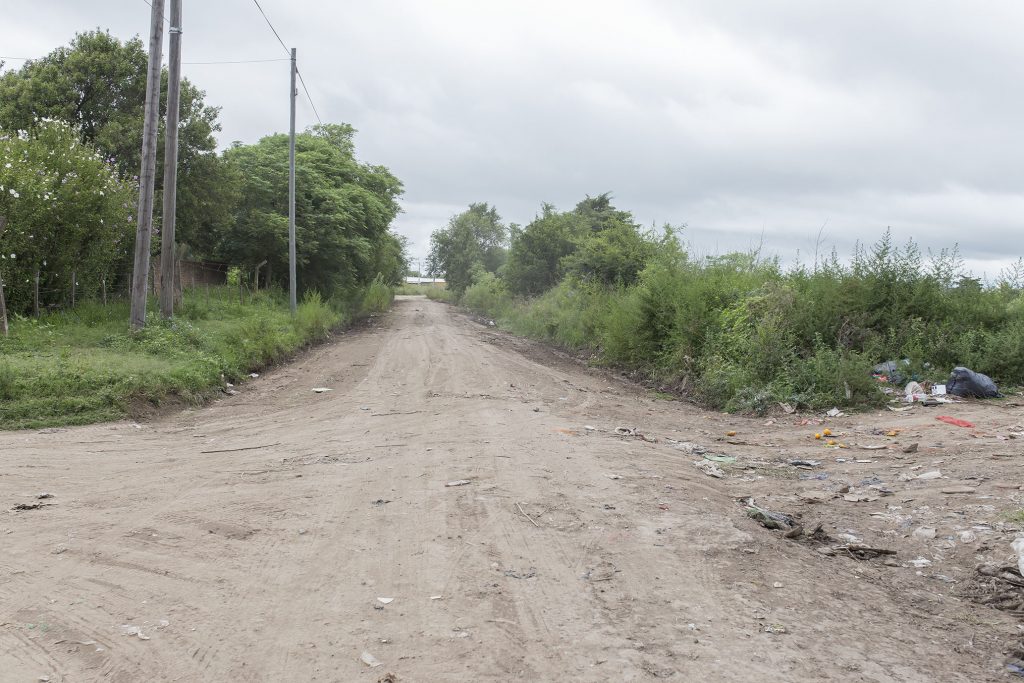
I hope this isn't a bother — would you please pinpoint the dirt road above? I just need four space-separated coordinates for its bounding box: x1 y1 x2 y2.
2 296 1022 682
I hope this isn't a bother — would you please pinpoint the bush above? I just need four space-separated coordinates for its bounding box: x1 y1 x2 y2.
0 120 136 315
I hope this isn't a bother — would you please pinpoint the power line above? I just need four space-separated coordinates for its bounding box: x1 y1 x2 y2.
250 0 290 56
248 0 326 125
141 0 170 24
183 58 289 65
296 69 323 125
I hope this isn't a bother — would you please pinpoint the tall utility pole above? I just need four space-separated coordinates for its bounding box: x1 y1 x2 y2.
160 0 183 319
130 0 166 330
288 47 297 315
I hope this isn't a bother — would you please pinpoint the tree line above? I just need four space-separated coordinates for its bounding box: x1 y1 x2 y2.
429 195 1024 410
0 30 407 318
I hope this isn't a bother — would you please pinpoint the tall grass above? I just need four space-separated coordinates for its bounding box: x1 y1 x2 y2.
0 284 390 430
456 234 1024 412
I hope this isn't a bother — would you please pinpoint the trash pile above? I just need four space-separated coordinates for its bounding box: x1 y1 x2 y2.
873 359 1000 406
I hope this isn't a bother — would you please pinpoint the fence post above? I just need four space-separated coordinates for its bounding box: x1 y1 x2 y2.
101 276 106 306
34 270 40 317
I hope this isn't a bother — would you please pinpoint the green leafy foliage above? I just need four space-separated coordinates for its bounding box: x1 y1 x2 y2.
219 124 406 297
0 120 136 314
0 286 362 429
438 196 1024 413
427 203 507 296
0 30 232 251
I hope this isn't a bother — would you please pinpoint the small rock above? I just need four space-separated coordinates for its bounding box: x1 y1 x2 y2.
913 526 937 541
915 470 942 481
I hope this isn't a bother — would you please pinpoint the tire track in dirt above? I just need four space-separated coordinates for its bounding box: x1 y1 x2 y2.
0 297 1010 681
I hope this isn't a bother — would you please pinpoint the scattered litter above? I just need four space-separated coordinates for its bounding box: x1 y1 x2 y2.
947 366 1000 398
913 527 937 541
694 460 724 478
790 459 821 468
826 408 845 418
311 387 332 393
249 373 259 378
888 405 916 413
940 486 976 494
959 530 977 544
372 499 391 506
671 442 708 455
762 623 787 634
11 502 47 511
726 430 737 437
779 402 796 414
936 416 974 428
120 625 151 640
606 474 623 480
858 444 888 451
584 425 596 431
908 557 932 568
377 597 394 605
915 470 942 481
1013 538 1024 576
904 381 928 402
834 544 896 560
445 480 471 487
36 493 54 500
773 582 783 588
743 499 800 535
360 651 382 668
429 595 443 600
703 454 736 464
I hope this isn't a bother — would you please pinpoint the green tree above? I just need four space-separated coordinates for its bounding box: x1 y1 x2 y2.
504 203 584 296
219 123 405 295
0 30 230 256
0 120 136 313
427 203 507 296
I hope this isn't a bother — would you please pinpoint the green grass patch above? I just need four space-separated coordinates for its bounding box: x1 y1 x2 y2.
0 285 386 430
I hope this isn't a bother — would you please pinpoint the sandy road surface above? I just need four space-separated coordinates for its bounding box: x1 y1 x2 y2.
1 296 1022 682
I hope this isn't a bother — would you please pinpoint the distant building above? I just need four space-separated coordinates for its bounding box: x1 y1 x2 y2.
404 276 446 287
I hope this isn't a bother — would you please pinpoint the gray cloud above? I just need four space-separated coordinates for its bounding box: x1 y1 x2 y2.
4 0 1023 278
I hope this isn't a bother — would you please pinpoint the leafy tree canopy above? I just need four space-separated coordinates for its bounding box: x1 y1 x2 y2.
218 123 406 295
427 203 507 296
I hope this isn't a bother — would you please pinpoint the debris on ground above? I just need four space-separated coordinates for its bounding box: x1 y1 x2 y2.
826 408 845 418
704 454 736 464
311 387 332 393
12 502 48 511
614 426 657 442
947 366 1000 398
445 479 471 487
936 415 975 428
694 460 725 478
376 597 394 604
742 498 801 536
360 651 383 668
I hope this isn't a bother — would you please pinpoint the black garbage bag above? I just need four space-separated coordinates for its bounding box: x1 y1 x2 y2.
947 366 1000 398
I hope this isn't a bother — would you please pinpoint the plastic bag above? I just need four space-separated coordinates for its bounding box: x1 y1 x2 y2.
946 366 999 398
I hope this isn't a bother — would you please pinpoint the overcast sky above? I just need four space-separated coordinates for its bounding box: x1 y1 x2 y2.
4 1 1023 278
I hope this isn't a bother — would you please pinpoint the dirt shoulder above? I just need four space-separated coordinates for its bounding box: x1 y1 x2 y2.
1 296 1021 682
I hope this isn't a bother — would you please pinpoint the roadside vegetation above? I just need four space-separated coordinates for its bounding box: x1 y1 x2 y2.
0 30 407 429
0 284 393 430
428 195 1024 413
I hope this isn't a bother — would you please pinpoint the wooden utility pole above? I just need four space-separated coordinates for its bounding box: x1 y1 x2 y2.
0 216 8 337
160 0 183 319
288 47 297 315
129 0 166 330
